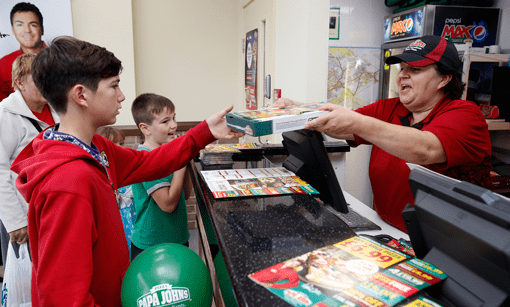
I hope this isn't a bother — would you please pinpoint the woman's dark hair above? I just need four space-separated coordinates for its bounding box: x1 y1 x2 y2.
435 63 465 100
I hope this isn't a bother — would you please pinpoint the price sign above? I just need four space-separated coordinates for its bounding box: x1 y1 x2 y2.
334 236 409 269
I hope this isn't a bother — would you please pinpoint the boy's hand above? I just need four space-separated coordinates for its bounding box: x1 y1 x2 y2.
206 105 245 140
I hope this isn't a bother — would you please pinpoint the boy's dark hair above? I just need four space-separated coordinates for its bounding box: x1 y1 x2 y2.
131 93 176 128
10 2 44 34
32 36 122 114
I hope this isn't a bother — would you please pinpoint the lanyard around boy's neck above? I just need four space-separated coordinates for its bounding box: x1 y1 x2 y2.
44 125 117 201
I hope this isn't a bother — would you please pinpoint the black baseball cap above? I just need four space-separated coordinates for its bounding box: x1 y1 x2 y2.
385 35 460 71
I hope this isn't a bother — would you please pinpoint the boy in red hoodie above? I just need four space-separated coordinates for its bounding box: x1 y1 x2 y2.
10 36 243 307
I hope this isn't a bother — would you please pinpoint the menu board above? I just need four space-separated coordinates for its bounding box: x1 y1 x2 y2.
200 167 319 199
249 236 447 307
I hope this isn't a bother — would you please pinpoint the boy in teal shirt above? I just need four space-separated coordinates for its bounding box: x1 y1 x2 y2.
130 93 193 260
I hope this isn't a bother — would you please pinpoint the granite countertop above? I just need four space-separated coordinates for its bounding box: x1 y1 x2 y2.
191 157 355 306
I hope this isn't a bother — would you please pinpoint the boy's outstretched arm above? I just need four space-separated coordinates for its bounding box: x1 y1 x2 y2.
151 167 187 213
206 105 245 140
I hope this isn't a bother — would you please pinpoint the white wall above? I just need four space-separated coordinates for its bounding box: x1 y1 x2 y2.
71 0 137 125
239 0 276 146
240 0 329 146
72 0 241 125
329 0 393 207
132 0 241 122
274 0 329 103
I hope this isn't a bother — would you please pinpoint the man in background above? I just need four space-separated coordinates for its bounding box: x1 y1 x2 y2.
0 2 45 101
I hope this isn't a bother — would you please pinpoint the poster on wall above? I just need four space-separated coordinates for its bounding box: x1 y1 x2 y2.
0 1 73 58
0 0 73 100
328 47 380 109
245 29 258 110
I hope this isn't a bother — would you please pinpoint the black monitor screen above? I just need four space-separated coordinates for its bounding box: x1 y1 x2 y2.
406 167 510 307
281 129 348 214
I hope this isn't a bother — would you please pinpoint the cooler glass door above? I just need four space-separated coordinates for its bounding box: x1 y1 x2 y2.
379 41 413 100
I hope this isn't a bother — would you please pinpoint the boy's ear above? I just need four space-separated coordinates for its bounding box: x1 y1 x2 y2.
70 84 89 108
138 122 150 136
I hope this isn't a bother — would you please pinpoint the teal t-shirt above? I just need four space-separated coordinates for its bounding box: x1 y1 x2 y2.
131 145 190 249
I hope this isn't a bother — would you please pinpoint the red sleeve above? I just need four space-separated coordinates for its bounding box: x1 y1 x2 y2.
0 81 11 102
350 98 401 146
35 191 99 306
0 51 19 102
97 120 216 189
424 101 491 170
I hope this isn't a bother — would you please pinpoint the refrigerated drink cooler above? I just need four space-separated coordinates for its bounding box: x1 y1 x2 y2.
379 4 501 100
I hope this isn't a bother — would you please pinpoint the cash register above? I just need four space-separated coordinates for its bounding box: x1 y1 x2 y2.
403 167 510 307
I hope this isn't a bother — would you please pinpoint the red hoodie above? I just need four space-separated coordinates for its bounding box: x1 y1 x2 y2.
11 121 215 307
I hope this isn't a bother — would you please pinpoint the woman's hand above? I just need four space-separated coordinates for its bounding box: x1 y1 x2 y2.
304 103 362 135
269 97 301 109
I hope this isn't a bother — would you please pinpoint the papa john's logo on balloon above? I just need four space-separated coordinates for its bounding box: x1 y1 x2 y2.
137 283 191 307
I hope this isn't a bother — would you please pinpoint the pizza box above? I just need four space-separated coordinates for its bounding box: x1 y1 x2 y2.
226 102 329 136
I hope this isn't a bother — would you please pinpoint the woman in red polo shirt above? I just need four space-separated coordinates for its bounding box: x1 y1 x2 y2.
274 35 491 233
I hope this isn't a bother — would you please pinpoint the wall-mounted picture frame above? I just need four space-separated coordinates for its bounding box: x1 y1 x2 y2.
0 0 73 58
0 0 73 100
329 8 340 40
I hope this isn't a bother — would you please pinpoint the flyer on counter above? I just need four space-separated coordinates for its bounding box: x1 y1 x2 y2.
200 167 320 199
200 143 263 167
402 296 446 307
249 235 447 307
201 143 261 154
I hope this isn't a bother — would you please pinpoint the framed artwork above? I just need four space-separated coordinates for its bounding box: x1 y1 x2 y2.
245 29 258 110
329 8 340 40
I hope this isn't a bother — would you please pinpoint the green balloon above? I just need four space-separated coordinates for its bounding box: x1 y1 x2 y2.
121 243 213 307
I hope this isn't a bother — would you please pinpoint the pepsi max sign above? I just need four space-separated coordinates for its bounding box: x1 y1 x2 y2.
383 6 500 46
441 21 489 43
383 7 425 41
434 6 500 47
